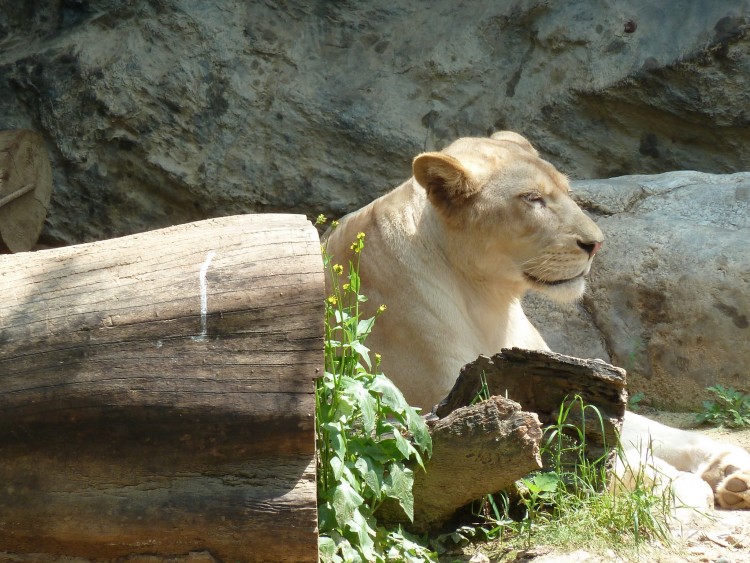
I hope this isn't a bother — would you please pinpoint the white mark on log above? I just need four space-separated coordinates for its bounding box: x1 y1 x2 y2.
192 251 216 342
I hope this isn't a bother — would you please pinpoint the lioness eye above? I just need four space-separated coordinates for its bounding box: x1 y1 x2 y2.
522 192 546 207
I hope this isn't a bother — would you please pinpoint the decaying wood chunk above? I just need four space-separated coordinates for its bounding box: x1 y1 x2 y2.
380 396 543 533
381 349 627 533
437 348 628 459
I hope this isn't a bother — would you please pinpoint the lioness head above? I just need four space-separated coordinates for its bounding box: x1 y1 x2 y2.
412 131 603 303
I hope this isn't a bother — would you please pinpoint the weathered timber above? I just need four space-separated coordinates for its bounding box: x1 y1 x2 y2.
436 348 628 459
0 130 53 252
0 214 324 562
380 396 543 533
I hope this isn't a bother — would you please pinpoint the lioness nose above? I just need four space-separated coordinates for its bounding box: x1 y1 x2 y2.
577 240 602 257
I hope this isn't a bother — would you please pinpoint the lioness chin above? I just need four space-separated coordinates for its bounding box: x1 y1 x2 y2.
324 131 750 512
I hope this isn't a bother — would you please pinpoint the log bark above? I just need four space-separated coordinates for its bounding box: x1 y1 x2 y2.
436 348 628 459
0 130 53 252
0 214 324 562
380 397 543 533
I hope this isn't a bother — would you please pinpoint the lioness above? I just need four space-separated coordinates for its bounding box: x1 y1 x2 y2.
324 131 750 511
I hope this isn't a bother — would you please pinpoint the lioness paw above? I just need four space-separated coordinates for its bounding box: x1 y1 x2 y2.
699 447 750 510
716 468 750 509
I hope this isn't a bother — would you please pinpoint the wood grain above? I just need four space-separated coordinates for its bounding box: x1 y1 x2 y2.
0 214 324 562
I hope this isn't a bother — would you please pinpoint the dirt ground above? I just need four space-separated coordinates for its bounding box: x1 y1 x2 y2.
441 411 750 563
618 411 750 563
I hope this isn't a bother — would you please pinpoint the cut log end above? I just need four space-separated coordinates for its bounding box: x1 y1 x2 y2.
0 130 53 253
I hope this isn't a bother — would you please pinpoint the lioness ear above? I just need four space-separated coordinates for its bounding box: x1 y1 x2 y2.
412 153 480 210
490 131 539 157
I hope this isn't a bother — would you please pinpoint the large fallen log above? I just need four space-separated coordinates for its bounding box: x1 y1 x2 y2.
0 214 323 562
0 130 53 252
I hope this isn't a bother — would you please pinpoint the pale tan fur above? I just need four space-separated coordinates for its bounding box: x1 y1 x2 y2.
324 131 750 511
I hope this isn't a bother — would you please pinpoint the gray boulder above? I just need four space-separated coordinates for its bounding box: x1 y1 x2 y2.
526 172 750 410
0 1 749 244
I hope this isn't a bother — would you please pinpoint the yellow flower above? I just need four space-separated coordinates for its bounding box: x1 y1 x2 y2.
327 295 338 306
342 283 350 291
374 353 382 365
350 232 366 253
377 304 387 314
331 220 340 228
332 264 344 275
315 214 327 225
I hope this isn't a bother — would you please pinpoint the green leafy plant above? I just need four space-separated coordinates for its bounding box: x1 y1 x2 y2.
628 391 645 412
517 472 560 547
696 385 750 428
316 220 434 563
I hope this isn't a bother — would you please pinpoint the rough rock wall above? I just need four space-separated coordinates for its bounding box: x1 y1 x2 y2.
526 172 750 409
1 1 748 409
1 0 749 244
